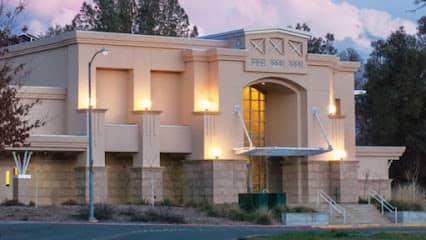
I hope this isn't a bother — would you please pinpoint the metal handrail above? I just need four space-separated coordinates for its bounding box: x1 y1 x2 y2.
317 190 347 224
368 190 398 224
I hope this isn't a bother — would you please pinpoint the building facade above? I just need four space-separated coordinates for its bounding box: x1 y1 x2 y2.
0 28 405 205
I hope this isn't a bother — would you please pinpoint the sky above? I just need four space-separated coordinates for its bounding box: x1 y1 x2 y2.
15 0 426 58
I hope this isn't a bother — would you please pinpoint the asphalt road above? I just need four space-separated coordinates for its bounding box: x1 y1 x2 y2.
0 222 426 240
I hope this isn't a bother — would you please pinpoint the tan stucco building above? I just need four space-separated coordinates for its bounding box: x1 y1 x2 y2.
0 28 405 205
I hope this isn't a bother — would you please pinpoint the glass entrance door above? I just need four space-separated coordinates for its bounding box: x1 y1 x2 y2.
243 87 267 192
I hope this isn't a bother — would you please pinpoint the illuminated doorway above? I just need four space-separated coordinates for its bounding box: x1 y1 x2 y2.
243 80 304 193
243 87 267 192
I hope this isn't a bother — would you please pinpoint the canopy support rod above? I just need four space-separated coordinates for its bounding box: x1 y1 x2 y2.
12 151 33 175
234 104 254 148
312 106 333 150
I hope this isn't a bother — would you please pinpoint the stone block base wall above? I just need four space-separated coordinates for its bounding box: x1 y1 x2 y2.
183 160 247 204
103 153 164 204
75 166 107 204
161 154 184 204
330 161 359 203
0 156 15 202
13 177 32 204
282 158 359 204
358 179 392 200
24 153 80 205
105 154 133 204
282 158 309 204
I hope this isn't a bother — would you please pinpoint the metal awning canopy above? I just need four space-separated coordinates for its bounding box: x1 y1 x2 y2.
233 105 333 157
234 146 332 157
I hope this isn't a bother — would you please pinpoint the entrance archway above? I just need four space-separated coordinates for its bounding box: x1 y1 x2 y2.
242 78 306 192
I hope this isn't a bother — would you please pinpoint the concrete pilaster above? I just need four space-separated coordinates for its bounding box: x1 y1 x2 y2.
183 160 247 204
133 111 161 168
130 111 163 203
13 177 32 205
330 160 359 203
282 157 309 204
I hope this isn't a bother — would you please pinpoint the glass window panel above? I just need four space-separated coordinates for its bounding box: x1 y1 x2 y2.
243 101 250 112
251 89 259 100
242 86 265 148
251 101 259 110
260 102 265 111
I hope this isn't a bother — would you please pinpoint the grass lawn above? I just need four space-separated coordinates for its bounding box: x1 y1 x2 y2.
249 231 426 240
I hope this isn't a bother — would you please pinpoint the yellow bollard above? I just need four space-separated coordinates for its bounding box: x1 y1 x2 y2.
5 170 10 187
13 167 18 176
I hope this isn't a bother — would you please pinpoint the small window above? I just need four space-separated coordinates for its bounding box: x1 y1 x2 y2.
335 98 342 116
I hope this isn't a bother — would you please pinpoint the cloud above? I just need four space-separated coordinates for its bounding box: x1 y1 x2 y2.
28 19 45 35
21 0 417 53
180 0 417 50
24 0 88 34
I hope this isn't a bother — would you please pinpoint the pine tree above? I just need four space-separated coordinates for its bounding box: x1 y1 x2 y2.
69 0 198 37
0 3 44 150
358 24 426 185
73 0 136 33
295 23 338 55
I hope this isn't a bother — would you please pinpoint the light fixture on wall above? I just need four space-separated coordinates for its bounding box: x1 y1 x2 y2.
139 99 152 111
335 149 347 160
328 104 337 116
210 147 222 160
83 97 97 109
200 99 213 112
5 170 10 187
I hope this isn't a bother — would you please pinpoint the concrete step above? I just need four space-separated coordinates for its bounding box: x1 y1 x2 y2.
313 203 391 225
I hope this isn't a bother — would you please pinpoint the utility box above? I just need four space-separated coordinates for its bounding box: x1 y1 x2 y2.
239 192 286 211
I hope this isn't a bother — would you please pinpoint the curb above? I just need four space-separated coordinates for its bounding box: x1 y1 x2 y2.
317 223 426 229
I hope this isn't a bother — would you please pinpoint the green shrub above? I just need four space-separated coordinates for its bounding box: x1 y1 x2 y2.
118 206 137 216
254 214 272 225
134 199 151 205
253 208 273 225
79 203 114 220
271 205 286 219
199 203 222 217
286 206 317 213
389 200 424 211
393 183 425 206
158 199 178 207
358 198 368 204
330 230 349 237
62 200 79 206
130 207 185 223
227 208 245 221
197 202 276 224
1 199 24 206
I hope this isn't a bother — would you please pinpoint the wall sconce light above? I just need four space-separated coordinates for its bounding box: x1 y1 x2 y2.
335 149 347 160
139 99 152 111
210 147 222 160
328 104 337 116
200 99 213 112
5 170 10 187
13 167 18 176
82 97 97 109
